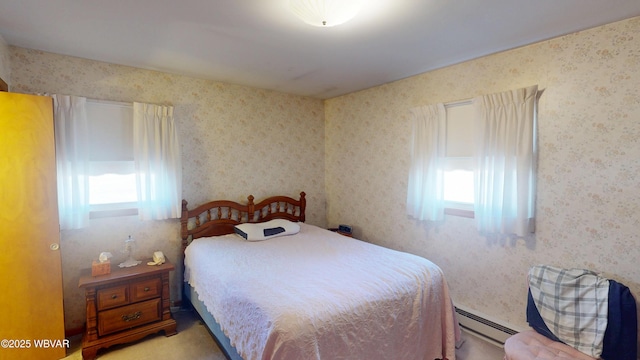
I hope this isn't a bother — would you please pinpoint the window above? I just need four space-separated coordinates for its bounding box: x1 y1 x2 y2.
444 101 474 216
407 86 538 235
55 97 181 227
86 100 138 217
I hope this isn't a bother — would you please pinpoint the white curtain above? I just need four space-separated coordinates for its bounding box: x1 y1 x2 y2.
406 103 447 222
133 102 182 221
53 95 90 230
473 85 538 236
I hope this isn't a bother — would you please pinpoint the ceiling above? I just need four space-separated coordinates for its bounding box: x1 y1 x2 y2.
2 0 640 99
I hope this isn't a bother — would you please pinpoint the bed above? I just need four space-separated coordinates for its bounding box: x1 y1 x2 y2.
180 192 461 360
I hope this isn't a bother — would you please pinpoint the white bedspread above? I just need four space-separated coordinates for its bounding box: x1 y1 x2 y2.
184 223 460 360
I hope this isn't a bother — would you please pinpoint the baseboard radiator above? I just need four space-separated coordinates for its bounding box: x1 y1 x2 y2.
455 305 519 345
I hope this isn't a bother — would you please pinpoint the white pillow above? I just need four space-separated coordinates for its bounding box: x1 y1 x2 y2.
234 219 300 241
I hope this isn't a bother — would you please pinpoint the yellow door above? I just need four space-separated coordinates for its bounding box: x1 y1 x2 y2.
0 92 66 359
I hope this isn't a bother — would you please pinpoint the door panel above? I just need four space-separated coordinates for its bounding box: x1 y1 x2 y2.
0 92 66 359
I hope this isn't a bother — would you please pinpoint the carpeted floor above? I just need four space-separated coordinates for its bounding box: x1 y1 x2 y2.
456 329 506 360
63 309 505 359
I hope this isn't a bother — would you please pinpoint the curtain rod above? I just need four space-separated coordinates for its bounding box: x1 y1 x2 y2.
87 98 132 107
87 98 174 108
444 98 472 108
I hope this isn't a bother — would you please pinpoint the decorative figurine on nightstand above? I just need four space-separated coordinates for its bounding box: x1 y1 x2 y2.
147 251 166 266
118 235 141 268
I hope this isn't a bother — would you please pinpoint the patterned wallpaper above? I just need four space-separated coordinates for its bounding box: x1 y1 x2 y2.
325 15 640 337
0 35 9 87
9 48 326 330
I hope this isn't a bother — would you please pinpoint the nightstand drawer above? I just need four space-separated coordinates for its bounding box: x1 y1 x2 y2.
98 298 161 336
130 277 161 302
97 285 129 310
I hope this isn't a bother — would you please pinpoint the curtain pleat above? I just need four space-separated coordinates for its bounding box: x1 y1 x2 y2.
473 85 538 236
406 103 446 222
133 103 182 221
53 94 90 230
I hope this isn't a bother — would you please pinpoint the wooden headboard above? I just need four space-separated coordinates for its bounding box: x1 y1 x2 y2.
180 192 306 253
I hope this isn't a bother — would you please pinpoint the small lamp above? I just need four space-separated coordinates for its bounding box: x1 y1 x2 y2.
119 235 141 268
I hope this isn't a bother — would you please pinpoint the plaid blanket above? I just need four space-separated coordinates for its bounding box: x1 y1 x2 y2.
528 265 609 358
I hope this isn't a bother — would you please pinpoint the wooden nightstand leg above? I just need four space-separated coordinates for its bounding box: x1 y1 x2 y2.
82 345 98 360
84 288 98 342
161 271 172 321
164 320 178 337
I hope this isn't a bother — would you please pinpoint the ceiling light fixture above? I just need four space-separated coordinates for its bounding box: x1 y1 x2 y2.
289 0 365 27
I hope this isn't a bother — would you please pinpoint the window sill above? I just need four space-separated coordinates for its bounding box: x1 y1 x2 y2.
444 207 474 218
90 208 138 219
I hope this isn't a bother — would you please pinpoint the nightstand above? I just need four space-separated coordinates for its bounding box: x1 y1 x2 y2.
78 260 177 359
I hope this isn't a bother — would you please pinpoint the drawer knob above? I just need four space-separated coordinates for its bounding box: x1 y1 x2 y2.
111 294 118 299
122 311 142 322
144 287 150 292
